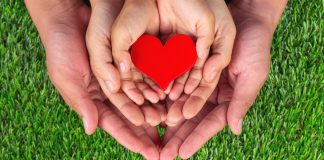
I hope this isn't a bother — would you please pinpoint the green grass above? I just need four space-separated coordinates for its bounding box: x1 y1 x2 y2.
0 0 323 159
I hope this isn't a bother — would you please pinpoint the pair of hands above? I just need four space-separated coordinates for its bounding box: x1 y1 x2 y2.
86 0 236 128
25 0 287 159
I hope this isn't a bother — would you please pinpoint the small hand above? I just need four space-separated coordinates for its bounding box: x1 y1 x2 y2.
157 0 216 99
163 0 236 126
111 0 165 103
86 0 164 126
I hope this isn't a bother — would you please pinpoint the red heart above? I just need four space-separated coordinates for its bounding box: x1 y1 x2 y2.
131 34 197 90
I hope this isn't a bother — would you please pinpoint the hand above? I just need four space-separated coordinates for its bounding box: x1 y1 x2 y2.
160 1 288 158
25 1 161 158
86 0 164 126
226 0 288 134
162 0 236 126
157 0 215 99
160 83 228 159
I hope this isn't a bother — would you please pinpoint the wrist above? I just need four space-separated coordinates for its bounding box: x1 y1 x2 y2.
25 0 84 29
232 0 288 30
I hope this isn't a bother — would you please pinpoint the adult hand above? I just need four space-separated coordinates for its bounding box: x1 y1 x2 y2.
24 2 161 159
162 0 236 126
160 82 228 159
226 0 288 134
160 1 288 158
86 0 164 126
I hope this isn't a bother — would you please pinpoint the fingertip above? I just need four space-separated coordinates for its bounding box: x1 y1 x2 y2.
142 145 160 160
133 116 145 126
92 62 121 93
168 91 180 101
196 43 209 60
119 61 131 73
203 55 220 82
228 116 243 135
82 115 97 135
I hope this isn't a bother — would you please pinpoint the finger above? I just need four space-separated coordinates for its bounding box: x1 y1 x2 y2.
160 120 197 160
99 79 144 126
120 67 145 105
154 103 167 122
184 55 207 95
86 2 122 93
195 10 215 59
133 68 159 103
166 95 188 126
182 77 220 119
169 72 189 100
203 0 236 82
161 121 185 147
144 77 166 100
97 101 145 152
227 67 269 135
141 104 161 126
179 103 228 159
164 81 174 94
51 73 98 135
97 102 159 159
119 113 160 159
142 123 161 146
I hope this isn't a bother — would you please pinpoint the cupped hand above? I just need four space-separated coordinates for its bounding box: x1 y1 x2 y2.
157 0 215 99
160 79 229 159
26 1 161 158
111 0 165 104
86 0 164 126
160 1 287 158
163 0 236 126
226 0 287 134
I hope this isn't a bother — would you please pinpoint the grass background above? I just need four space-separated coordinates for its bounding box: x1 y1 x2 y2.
0 0 323 159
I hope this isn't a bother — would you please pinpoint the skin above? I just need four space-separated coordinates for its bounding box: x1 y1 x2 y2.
161 0 236 126
87 0 168 126
88 0 166 106
160 0 288 159
25 0 288 159
24 1 160 159
87 0 167 126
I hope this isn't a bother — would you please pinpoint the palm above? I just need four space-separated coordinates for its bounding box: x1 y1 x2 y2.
161 86 228 159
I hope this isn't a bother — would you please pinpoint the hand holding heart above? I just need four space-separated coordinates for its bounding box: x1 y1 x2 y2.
85 0 236 158
26 0 286 158
85 0 236 157
87 0 236 128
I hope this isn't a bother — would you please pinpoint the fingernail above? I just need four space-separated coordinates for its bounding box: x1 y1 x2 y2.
105 80 116 92
119 62 127 73
237 119 243 134
209 71 217 81
82 118 89 134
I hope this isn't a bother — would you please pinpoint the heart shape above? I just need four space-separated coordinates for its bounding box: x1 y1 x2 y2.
131 34 197 90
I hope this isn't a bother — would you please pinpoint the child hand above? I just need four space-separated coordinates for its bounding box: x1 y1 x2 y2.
162 0 236 126
157 0 216 100
110 0 166 105
86 0 164 126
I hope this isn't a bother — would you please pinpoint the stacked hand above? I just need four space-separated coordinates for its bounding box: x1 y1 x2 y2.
25 0 287 159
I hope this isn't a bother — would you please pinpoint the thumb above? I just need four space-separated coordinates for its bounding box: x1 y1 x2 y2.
51 74 99 135
195 10 215 59
227 65 269 135
111 0 159 74
86 0 122 93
